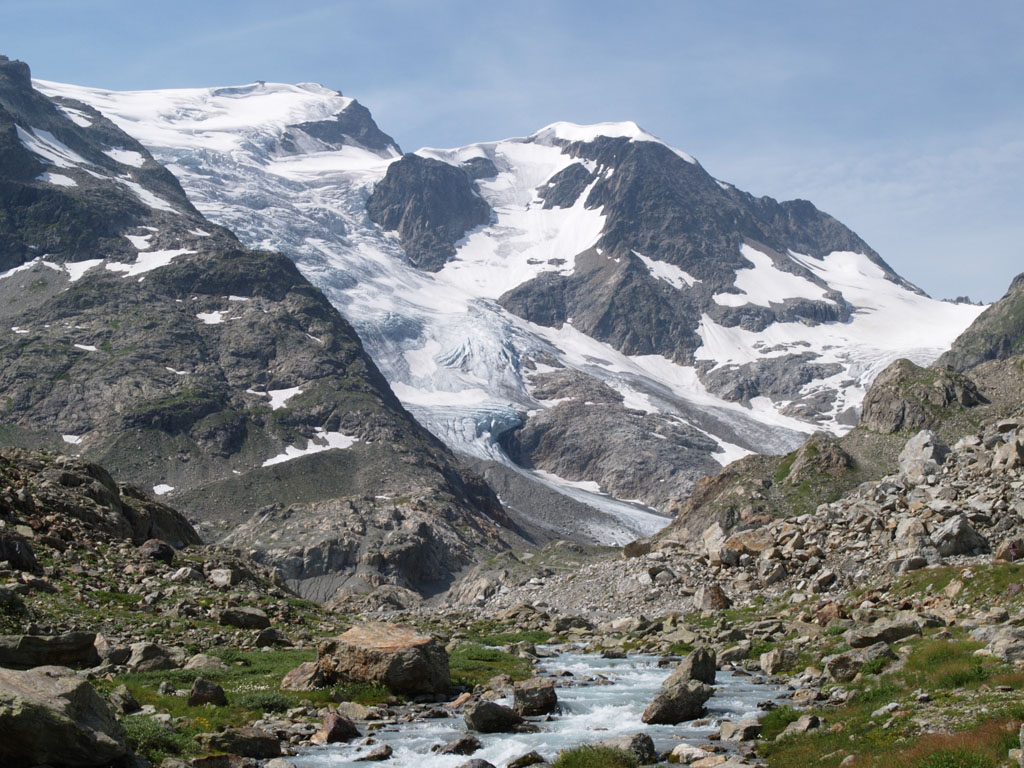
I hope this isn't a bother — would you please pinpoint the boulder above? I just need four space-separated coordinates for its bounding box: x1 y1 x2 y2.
219 607 271 630
898 430 950 483
780 714 821 738
207 568 240 589
0 665 128 768
845 615 921 648
987 627 1024 662
317 622 450 696
436 734 482 755
931 515 989 556
355 744 393 761
169 566 204 583
664 646 716 686
256 627 293 647
0 632 100 670
195 727 280 759
184 653 229 671
457 761 497 768
188 678 227 707
464 700 523 733
506 750 545 768
720 717 762 741
641 679 714 725
513 677 557 716
107 684 140 715
760 647 796 675
280 661 324 691
309 712 359 745
824 649 862 682
0 531 39 573
137 538 175 565
992 436 1024 470
595 733 656 763
126 642 179 672
693 583 731 612
995 538 1024 562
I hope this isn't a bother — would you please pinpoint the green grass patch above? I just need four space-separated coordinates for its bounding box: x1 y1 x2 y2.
760 705 802 740
551 745 639 768
449 643 533 688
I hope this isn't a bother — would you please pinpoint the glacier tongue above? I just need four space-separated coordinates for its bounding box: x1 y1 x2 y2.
37 79 987 544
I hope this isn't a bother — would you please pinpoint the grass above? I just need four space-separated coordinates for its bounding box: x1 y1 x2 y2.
91 647 390 763
448 643 534 688
551 746 639 768
760 706 802 740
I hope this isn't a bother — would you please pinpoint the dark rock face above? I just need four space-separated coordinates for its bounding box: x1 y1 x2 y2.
137 538 174 565
860 359 985 434
188 677 227 707
366 154 490 271
293 99 399 153
501 369 719 509
0 664 128 768
938 272 1024 371
219 606 271 630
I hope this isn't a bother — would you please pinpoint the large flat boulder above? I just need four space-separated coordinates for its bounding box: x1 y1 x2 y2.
316 622 450 696
513 677 557 716
0 665 128 768
664 646 716 686
0 633 100 670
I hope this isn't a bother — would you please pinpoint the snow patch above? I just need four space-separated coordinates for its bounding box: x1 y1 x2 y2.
713 244 830 307
61 435 83 445
152 484 174 495
531 121 697 163
106 249 194 277
533 468 604 495
73 343 97 351
247 387 302 410
104 148 146 167
116 178 179 213
65 259 103 282
196 311 226 325
37 172 77 187
126 233 153 250
262 427 358 467
56 105 93 128
16 125 88 168
635 251 699 289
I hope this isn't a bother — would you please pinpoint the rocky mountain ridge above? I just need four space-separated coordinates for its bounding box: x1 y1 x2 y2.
0 54 517 602
38 78 985 544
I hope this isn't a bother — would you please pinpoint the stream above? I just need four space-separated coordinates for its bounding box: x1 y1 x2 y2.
292 649 788 767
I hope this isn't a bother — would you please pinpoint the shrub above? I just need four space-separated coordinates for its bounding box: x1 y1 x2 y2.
551 745 639 768
122 716 192 763
233 690 291 713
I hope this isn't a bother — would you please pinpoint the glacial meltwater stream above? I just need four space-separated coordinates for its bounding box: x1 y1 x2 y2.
292 649 788 767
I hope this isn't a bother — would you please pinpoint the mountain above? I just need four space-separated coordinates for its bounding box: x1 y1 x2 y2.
0 55 516 602
35 78 985 545
937 271 1024 371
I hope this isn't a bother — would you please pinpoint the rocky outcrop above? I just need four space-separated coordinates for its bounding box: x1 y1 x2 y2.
366 153 490 271
316 623 450 696
860 359 984 434
0 665 128 768
938 272 1024 371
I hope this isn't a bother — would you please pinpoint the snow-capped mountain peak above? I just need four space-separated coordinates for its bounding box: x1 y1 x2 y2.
40 78 986 544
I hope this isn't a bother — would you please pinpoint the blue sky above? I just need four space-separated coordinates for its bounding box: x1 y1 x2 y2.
3 0 1021 302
